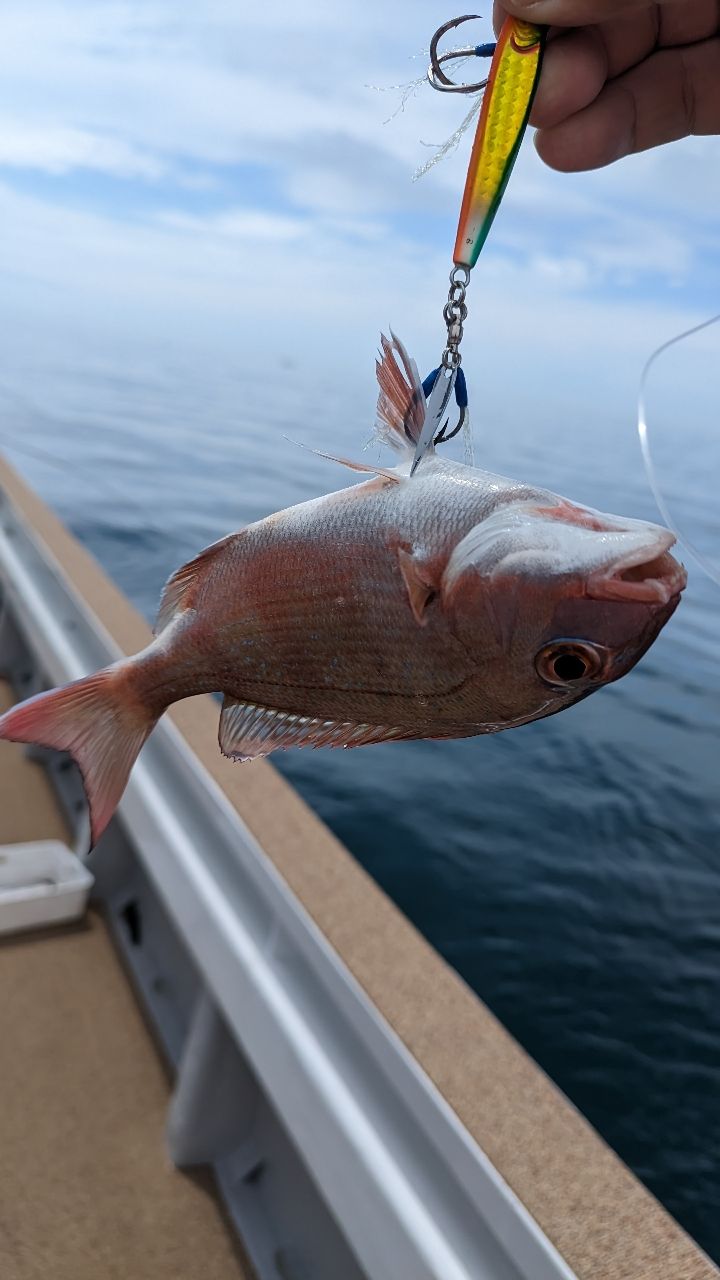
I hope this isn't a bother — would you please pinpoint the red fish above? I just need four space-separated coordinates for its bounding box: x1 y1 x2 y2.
0 336 686 845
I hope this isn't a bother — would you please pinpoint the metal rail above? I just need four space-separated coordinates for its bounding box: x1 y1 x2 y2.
0 478 577 1280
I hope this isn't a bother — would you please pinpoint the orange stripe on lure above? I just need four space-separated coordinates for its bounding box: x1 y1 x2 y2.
453 18 545 269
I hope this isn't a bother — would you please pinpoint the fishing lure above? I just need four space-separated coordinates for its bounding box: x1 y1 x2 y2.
412 14 545 474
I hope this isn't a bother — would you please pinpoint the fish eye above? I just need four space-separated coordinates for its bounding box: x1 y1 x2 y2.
535 640 606 688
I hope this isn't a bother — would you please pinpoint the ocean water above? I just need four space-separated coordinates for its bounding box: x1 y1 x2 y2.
0 344 718 1260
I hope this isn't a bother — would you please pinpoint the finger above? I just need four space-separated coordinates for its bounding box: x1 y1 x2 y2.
529 27 608 128
535 37 720 170
527 18 656 128
498 3 720 79
656 0 720 47
504 0 720 43
598 1 720 75
496 5 661 88
501 0 660 26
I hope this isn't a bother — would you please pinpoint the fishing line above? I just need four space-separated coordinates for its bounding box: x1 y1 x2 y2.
638 313 720 588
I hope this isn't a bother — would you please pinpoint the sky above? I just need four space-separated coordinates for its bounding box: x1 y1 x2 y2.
0 0 719 420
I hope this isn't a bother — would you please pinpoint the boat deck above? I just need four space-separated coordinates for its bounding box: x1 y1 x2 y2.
0 686 254 1280
1 454 717 1280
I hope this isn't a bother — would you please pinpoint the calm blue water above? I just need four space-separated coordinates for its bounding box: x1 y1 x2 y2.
1 347 718 1259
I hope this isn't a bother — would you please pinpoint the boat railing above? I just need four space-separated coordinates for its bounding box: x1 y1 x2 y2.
3 460 717 1280
0 473 576 1280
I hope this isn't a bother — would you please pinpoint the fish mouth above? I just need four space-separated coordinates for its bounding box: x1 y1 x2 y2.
587 531 687 605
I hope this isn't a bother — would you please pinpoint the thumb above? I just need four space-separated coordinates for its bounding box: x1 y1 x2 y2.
501 0 658 26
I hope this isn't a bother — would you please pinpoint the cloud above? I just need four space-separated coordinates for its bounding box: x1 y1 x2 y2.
157 208 309 242
0 0 718 425
0 119 163 178
0 172 702 417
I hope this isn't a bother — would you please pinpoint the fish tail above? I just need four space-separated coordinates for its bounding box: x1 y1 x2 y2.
373 331 426 457
0 662 161 847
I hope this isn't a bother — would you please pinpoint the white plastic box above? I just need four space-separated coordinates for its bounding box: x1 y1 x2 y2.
0 841 94 936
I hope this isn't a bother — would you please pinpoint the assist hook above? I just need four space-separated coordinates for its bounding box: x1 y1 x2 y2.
427 14 497 94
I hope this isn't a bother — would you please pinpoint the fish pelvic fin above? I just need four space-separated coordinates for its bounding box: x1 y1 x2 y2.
156 533 235 634
0 666 161 847
373 331 426 456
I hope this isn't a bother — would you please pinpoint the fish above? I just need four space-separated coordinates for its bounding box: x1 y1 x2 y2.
0 334 687 846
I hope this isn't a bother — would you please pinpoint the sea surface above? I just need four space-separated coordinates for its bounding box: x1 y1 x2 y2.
0 344 718 1260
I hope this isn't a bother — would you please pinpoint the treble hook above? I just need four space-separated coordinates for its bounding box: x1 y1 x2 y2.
428 14 496 94
422 366 469 446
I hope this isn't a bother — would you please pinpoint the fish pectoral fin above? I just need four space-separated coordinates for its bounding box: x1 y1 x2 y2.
155 533 236 634
397 548 439 627
219 696 408 760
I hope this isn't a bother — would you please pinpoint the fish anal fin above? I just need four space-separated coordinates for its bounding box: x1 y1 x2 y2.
397 548 439 627
155 534 235 634
219 696 407 760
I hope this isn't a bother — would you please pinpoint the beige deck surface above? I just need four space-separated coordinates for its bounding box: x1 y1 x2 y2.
0 682 253 1280
1 455 718 1280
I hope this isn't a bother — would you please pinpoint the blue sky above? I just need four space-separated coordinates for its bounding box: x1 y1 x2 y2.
0 0 719 415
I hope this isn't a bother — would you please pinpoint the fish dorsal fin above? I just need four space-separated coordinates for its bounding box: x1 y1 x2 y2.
397 548 439 627
374 331 426 455
155 534 235 634
284 435 401 484
219 696 408 761
306 446 400 484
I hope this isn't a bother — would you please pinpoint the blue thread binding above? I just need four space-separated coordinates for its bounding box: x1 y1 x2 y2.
422 367 468 409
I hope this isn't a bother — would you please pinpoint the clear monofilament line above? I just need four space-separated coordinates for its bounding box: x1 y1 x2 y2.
638 312 720 588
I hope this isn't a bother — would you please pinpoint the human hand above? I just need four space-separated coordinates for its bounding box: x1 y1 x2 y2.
494 1 720 170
